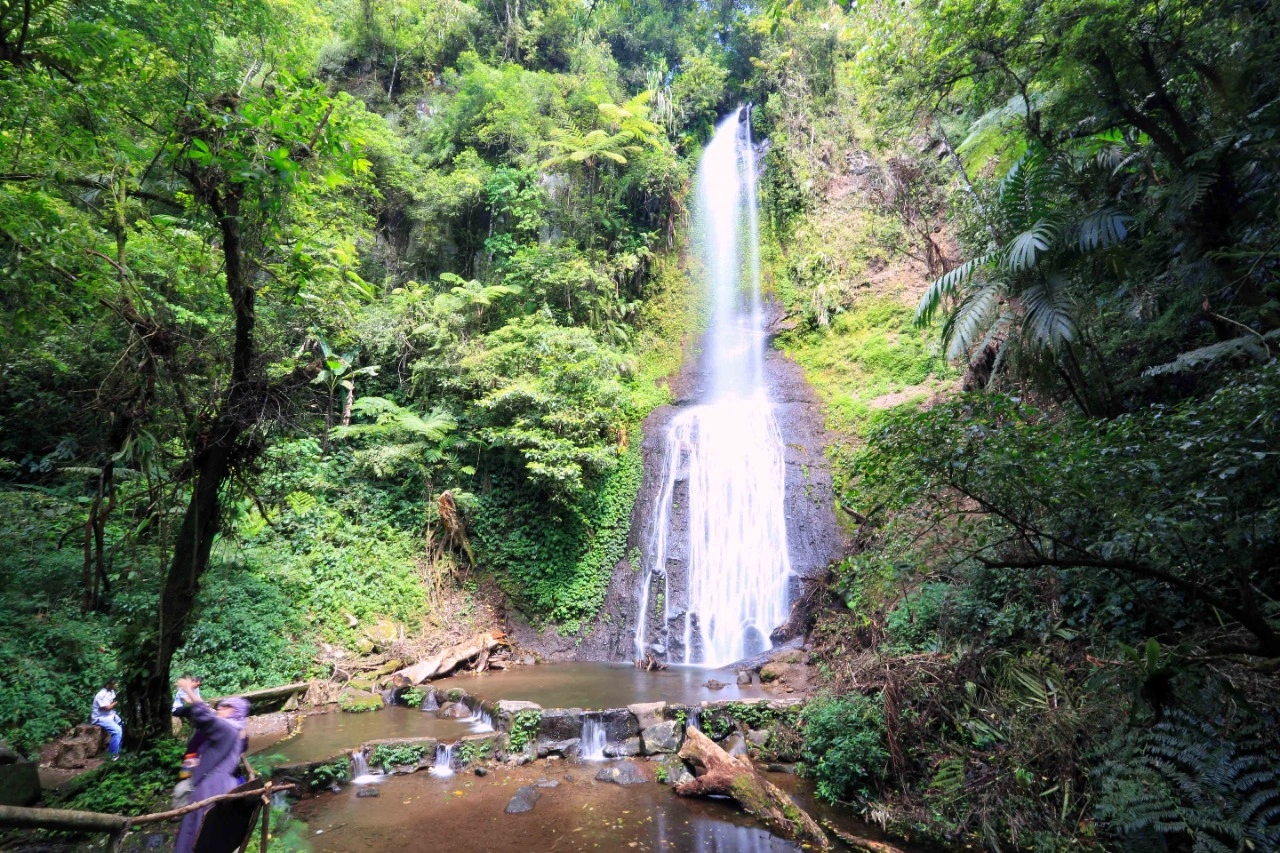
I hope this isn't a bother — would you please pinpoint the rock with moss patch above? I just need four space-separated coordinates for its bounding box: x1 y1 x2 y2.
338 690 384 713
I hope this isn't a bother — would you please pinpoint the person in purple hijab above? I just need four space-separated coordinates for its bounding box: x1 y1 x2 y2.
173 678 250 853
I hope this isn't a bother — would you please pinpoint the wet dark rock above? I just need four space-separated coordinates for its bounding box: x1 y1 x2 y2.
640 720 682 755
0 757 39 806
606 736 642 758
746 729 770 747
535 779 560 788
474 766 488 777
356 786 380 798
536 738 581 760
537 708 584 742
703 679 727 690
656 755 695 788
594 707 640 743
594 761 649 785
765 763 796 774
736 671 752 685
722 733 748 756
504 785 541 814
437 701 471 719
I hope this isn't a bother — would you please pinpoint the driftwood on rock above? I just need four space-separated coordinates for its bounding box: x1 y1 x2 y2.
675 727 830 850
395 631 507 685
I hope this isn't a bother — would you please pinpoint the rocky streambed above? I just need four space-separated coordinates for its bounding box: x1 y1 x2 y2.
265 690 921 853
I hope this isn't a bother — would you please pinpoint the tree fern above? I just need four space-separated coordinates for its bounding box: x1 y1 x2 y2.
1093 690 1280 852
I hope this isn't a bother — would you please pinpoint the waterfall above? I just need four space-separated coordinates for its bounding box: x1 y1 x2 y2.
466 702 494 733
421 689 438 711
634 105 793 668
350 750 383 785
430 742 455 777
581 714 607 761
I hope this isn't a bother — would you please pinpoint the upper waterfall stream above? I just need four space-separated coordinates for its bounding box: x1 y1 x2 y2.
634 108 794 668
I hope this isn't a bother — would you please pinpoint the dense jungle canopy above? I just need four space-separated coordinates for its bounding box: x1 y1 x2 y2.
1 0 1278 849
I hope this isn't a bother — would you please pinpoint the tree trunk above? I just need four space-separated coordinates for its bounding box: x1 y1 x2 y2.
675 727 831 850
125 190 256 744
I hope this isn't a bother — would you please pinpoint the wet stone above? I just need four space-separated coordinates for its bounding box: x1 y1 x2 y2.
704 679 727 690
537 708 584 742
474 766 488 777
356 786 380 798
504 785 542 814
641 720 682 755
607 736 642 758
594 761 648 785
535 779 560 788
736 671 752 685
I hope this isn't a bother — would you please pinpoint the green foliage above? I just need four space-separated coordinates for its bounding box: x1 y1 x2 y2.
780 298 949 437
884 583 950 653
401 687 427 707
1093 685 1280 852
56 740 186 816
799 692 889 803
473 441 642 627
458 738 492 765
507 710 541 753
369 742 427 769
310 759 350 788
172 559 315 695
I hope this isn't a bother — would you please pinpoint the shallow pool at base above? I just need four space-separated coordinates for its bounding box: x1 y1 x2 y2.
430 661 768 709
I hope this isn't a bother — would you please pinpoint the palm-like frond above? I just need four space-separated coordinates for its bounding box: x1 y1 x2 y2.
943 281 1002 361
1021 275 1077 349
1004 218 1061 271
916 252 997 325
1076 207 1132 252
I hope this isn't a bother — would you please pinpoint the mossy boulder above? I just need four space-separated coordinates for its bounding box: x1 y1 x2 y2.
338 690 384 713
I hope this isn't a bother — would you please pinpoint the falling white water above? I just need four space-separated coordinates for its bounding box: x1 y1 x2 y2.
634 107 793 668
350 750 384 785
581 714 607 761
465 704 494 733
430 742 455 777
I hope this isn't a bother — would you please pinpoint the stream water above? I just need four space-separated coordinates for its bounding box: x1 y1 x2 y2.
431 662 765 708
290 763 921 852
256 707 474 764
634 107 793 668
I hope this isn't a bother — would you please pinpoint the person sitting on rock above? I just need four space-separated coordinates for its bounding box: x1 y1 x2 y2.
91 678 122 759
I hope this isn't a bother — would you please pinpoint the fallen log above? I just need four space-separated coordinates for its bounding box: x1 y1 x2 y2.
675 727 830 850
0 783 296 831
395 632 507 685
206 681 310 713
820 818 909 853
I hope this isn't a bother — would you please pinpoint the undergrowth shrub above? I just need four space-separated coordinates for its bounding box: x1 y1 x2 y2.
800 691 889 802
56 739 185 816
472 442 642 629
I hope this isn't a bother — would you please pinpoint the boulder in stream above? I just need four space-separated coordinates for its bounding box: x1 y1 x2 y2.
504 785 542 814
641 720 682 754
594 761 649 785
